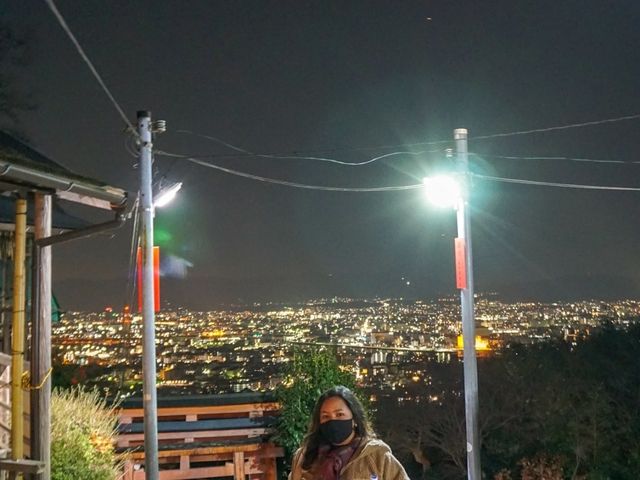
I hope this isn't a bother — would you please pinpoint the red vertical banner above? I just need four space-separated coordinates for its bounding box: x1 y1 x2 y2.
455 238 467 289
153 246 160 312
137 247 142 312
137 246 161 312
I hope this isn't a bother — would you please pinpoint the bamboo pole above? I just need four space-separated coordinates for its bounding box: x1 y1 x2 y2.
11 197 27 463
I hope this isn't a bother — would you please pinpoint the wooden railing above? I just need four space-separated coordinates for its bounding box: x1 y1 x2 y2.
117 393 284 480
0 353 10 458
0 353 38 480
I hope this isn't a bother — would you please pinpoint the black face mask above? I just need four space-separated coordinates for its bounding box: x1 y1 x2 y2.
319 419 354 445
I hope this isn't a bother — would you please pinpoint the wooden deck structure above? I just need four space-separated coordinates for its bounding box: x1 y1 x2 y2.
0 129 129 479
118 392 284 480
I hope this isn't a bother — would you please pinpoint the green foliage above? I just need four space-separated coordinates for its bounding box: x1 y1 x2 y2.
376 322 640 479
51 387 122 480
481 322 640 479
273 347 359 463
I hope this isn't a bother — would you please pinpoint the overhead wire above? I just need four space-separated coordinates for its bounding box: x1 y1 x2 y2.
174 112 640 158
162 150 640 193
155 151 423 192
471 153 631 165
156 146 640 193
43 0 136 134
469 113 640 141
123 196 140 311
170 130 443 166
473 173 640 192
174 129 452 157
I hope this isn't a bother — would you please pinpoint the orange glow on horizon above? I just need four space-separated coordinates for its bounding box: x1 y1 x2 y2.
456 335 491 351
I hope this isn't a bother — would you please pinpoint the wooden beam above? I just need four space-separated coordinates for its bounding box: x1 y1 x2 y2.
129 463 263 480
117 427 268 447
124 442 282 460
31 193 52 480
118 402 280 422
263 457 277 480
233 451 245 480
0 458 45 473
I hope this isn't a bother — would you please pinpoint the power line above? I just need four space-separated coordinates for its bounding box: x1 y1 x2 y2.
171 130 443 166
175 112 640 159
156 152 423 192
159 149 640 194
472 153 630 165
175 129 452 156
470 113 640 141
473 173 640 192
160 146 640 193
43 0 136 134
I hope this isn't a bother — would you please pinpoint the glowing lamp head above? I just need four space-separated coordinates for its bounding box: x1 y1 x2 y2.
423 175 460 208
154 182 182 208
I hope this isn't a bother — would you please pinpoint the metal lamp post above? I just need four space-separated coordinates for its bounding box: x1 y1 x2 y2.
454 128 481 479
137 110 159 479
423 128 481 479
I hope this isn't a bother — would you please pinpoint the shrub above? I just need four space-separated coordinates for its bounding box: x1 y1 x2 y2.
273 347 362 474
51 387 122 480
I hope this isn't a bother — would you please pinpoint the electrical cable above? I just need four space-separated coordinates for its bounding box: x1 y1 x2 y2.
159 149 640 193
469 113 640 141
124 132 139 159
169 130 443 166
43 0 136 134
471 153 630 165
157 152 423 192
174 129 452 156
123 196 140 311
174 112 640 159
473 173 640 192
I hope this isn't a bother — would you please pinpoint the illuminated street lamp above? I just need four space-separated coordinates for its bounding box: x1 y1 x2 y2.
154 182 182 208
423 129 481 480
422 175 460 208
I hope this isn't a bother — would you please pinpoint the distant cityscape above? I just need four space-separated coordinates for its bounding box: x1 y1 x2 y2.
52 295 640 404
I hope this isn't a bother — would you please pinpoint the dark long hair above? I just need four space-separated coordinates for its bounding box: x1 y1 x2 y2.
301 385 374 470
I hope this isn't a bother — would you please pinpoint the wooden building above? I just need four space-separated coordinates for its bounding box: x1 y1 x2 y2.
0 130 129 479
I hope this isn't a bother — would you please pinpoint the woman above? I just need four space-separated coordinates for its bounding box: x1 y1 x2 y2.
289 385 409 480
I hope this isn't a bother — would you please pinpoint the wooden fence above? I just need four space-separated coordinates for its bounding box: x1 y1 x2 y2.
117 392 284 480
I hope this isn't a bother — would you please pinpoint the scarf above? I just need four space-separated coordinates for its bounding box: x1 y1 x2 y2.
315 437 361 480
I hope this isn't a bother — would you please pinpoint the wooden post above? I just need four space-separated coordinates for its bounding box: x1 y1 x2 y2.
1 233 9 354
233 451 245 480
263 457 277 480
11 197 27 466
31 194 52 480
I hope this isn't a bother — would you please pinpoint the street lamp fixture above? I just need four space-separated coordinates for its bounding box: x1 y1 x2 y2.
154 182 182 208
422 175 460 209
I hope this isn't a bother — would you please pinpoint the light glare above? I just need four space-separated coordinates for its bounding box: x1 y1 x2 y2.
155 182 182 208
423 176 460 208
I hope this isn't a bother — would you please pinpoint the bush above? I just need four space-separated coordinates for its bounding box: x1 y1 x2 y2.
274 348 362 471
51 387 122 480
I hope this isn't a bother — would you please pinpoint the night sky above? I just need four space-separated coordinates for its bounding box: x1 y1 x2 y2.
4 1 640 310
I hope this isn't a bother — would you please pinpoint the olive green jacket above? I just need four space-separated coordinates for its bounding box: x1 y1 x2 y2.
288 438 410 480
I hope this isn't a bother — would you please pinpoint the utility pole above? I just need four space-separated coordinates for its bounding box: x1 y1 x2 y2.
455 128 481 479
138 110 159 479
